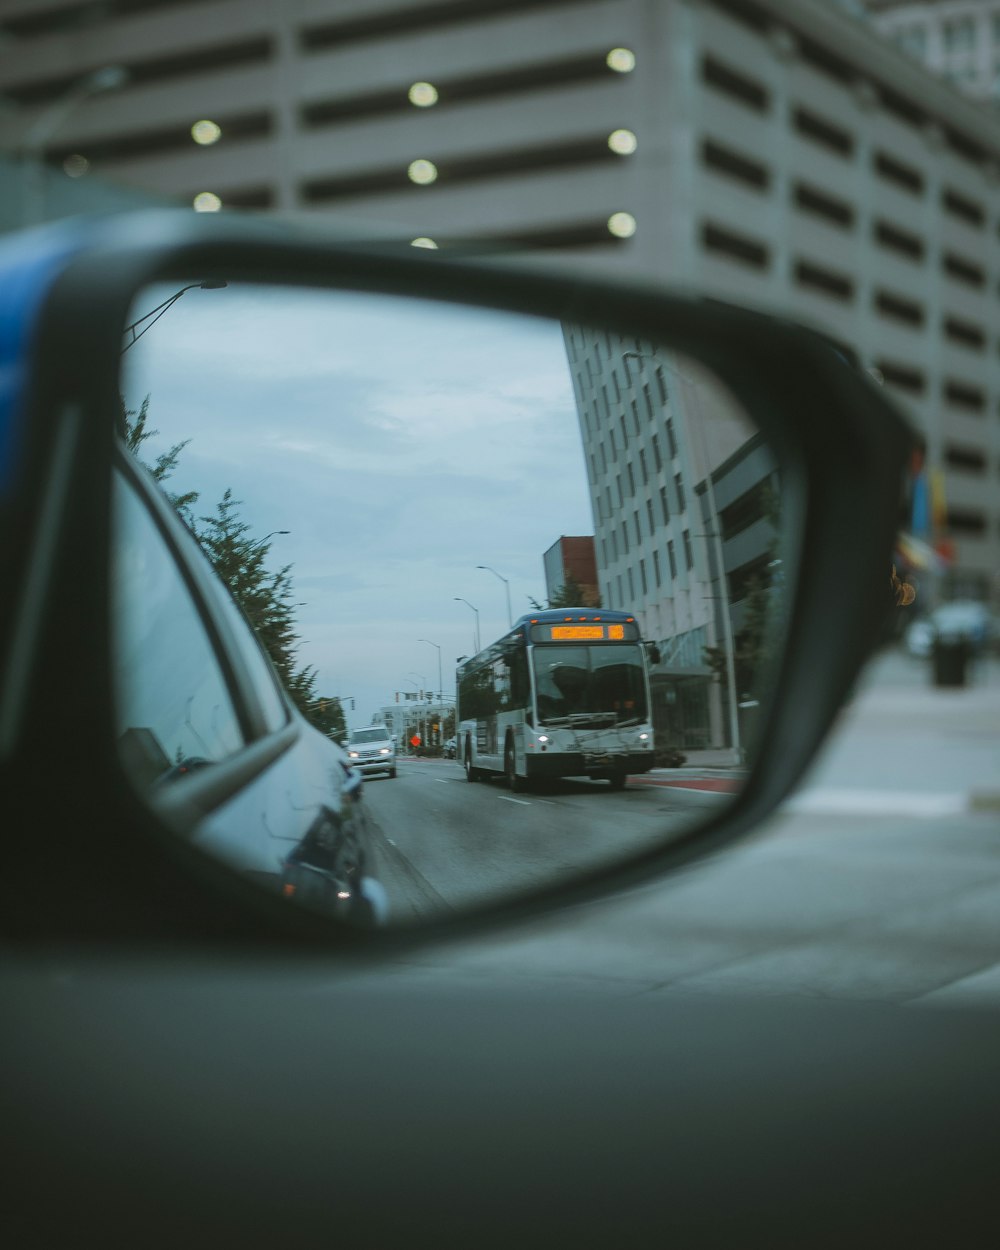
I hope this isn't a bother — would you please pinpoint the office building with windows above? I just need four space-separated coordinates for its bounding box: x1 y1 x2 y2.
2 0 996 601
865 1 1000 104
563 326 777 756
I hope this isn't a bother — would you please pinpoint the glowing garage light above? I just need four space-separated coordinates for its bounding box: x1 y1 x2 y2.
408 81 438 107
607 211 637 238
411 237 439 248
607 48 636 73
63 154 90 177
193 191 222 212
608 128 638 155
408 159 438 185
191 119 222 145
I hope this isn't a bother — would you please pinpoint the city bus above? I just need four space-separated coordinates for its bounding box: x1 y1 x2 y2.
456 607 657 791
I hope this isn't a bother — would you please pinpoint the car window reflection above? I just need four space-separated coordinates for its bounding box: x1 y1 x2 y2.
111 468 245 788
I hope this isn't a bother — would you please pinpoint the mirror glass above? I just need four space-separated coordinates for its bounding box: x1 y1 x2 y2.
115 281 793 927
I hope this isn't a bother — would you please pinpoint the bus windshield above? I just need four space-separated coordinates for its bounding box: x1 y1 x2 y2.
532 644 648 728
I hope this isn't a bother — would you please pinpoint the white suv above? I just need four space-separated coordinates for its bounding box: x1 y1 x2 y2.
346 726 397 779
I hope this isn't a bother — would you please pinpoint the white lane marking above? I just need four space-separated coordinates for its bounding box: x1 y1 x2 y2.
497 796 531 806
784 788 967 818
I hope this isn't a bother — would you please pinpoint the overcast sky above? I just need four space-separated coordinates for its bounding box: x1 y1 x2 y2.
120 283 593 727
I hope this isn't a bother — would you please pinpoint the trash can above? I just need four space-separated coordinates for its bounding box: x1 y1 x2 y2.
931 634 970 687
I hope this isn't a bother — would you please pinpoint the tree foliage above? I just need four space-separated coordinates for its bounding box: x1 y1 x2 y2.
123 399 344 738
529 573 601 610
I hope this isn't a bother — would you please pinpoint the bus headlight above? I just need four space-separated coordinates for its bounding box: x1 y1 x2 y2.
639 733 649 741
538 735 549 743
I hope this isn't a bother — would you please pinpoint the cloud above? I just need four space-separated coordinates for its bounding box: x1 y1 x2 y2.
121 283 593 724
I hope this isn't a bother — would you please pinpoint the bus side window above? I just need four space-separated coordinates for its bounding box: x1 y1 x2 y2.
493 659 512 711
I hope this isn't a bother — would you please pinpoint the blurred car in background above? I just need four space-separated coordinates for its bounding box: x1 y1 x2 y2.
905 600 997 658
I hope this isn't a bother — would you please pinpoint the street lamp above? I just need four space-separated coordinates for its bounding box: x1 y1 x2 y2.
418 639 443 704
249 529 290 548
16 65 131 225
121 280 229 353
622 349 741 763
476 564 513 628
453 597 481 654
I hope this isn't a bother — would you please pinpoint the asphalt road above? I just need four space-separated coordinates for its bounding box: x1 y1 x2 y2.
360 761 728 921
354 648 1000 1007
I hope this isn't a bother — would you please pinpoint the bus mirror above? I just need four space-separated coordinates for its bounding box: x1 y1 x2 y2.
647 644 661 665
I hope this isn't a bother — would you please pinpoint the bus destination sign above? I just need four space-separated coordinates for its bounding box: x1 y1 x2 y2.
533 623 635 643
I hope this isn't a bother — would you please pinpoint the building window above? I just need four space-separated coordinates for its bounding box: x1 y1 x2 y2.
876 359 926 395
620 414 629 449
700 55 770 113
701 139 770 190
947 508 986 535
660 485 671 525
668 540 677 578
646 498 656 535
633 510 642 545
609 428 617 460
616 575 624 605
651 434 662 472
944 317 986 351
942 188 985 228
666 419 678 459
943 252 985 288
643 384 654 420
944 444 987 474
621 524 629 555
627 463 636 496
639 559 648 596
795 259 855 302
793 182 855 229
874 220 924 262
600 442 608 472
652 549 662 588
655 370 668 405
683 529 694 570
675 473 685 512
944 380 986 413
617 475 625 506
701 223 770 270
793 107 854 158
627 567 635 601
873 151 924 196
874 290 925 328
639 449 649 485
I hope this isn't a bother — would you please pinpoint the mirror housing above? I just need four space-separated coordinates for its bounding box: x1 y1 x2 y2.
0 210 915 945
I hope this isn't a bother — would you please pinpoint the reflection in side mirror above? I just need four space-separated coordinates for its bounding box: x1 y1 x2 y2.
114 285 794 929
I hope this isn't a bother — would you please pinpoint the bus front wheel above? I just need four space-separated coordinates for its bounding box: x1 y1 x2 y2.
505 741 526 793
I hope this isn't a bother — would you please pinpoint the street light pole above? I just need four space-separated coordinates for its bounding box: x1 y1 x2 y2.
418 639 443 704
477 564 513 628
121 280 229 354
454 598 481 654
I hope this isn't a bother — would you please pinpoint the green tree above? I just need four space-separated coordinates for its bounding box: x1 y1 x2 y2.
529 573 601 610
123 394 199 524
123 400 332 733
194 489 319 716
310 697 348 742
